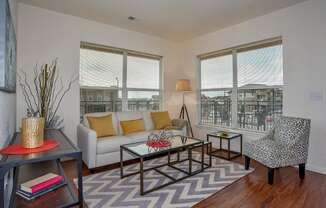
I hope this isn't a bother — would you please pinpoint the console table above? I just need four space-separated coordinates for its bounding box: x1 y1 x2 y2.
0 129 83 208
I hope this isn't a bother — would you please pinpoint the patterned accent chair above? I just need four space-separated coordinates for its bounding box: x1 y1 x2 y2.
243 116 311 184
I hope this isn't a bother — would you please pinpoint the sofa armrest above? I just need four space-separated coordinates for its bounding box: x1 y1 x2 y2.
77 124 97 169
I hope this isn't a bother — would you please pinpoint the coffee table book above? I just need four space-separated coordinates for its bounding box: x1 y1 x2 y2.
20 173 63 193
16 180 66 201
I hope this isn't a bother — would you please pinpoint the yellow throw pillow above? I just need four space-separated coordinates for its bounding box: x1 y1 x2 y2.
87 114 116 138
151 111 172 130
120 119 145 135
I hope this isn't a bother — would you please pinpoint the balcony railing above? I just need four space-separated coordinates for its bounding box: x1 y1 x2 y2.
128 100 160 111
201 100 282 131
80 100 160 119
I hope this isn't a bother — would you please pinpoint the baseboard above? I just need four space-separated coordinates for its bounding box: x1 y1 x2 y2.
306 164 326 175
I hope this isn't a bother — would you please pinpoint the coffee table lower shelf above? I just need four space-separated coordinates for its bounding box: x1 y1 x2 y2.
210 149 242 160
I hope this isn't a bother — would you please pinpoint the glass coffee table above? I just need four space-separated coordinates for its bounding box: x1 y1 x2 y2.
120 135 206 195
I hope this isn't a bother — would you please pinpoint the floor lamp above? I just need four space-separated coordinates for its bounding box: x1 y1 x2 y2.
176 79 194 137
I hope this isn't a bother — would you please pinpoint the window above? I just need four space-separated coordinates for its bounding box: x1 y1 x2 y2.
79 43 162 118
200 54 233 126
80 48 123 116
127 55 161 111
199 38 283 131
128 91 160 111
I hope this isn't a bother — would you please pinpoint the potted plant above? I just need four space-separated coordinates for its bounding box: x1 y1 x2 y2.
18 59 77 148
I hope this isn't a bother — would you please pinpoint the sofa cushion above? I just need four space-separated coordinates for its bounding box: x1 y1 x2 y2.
120 119 145 135
97 136 131 154
142 111 155 131
117 111 143 134
87 114 117 138
125 131 151 143
151 111 172 129
83 112 119 135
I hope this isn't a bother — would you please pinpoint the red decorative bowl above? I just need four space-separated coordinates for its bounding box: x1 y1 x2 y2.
146 139 171 148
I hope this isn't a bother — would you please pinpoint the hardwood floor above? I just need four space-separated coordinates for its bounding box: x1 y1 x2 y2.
62 152 326 208
194 157 326 208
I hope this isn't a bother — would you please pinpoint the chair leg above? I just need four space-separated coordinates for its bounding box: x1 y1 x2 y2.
268 168 274 185
244 156 250 170
299 163 305 179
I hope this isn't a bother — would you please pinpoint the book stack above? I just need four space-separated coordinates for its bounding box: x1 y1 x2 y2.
16 173 66 201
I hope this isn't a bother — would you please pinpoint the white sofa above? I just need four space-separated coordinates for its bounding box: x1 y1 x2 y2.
77 111 187 170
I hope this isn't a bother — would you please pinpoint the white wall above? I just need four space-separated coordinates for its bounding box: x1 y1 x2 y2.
17 0 326 174
182 0 326 174
16 3 184 145
0 0 17 148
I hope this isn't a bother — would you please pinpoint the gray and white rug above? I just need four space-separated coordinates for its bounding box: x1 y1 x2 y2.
76 152 253 208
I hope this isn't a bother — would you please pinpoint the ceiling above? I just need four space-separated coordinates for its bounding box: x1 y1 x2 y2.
19 0 307 41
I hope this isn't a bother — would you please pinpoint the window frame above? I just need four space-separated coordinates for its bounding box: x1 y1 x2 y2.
80 42 163 112
198 37 283 131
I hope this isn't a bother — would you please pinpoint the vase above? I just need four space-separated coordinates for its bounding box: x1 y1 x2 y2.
21 117 45 148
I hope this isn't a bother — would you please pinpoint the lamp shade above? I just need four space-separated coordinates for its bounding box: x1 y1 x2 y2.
176 79 192 92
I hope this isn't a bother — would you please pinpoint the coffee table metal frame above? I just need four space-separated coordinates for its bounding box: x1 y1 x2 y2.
190 141 212 169
120 136 207 195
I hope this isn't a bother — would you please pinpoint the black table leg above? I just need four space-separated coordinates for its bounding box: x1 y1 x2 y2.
120 148 123 178
209 143 212 167
140 157 144 195
9 167 19 208
77 152 83 207
206 145 209 156
206 135 210 154
201 142 204 171
228 139 231 160
240 135 243 155
168 151 171 164
188 148 192 174
177 150 180 162
0 167 16 208
0 167 8 208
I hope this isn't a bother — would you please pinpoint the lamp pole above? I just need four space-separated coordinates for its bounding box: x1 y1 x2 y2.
176 79 194 137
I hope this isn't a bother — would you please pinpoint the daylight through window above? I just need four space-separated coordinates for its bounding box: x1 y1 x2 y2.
79 43 162 119
199 38 283 131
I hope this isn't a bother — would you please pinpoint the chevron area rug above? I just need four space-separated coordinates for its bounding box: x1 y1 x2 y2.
78 152 253 208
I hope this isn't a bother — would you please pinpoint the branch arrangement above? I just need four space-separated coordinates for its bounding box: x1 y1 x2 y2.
18 59 77 128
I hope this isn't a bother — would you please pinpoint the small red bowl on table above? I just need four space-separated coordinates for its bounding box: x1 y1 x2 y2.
146 139 171 148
